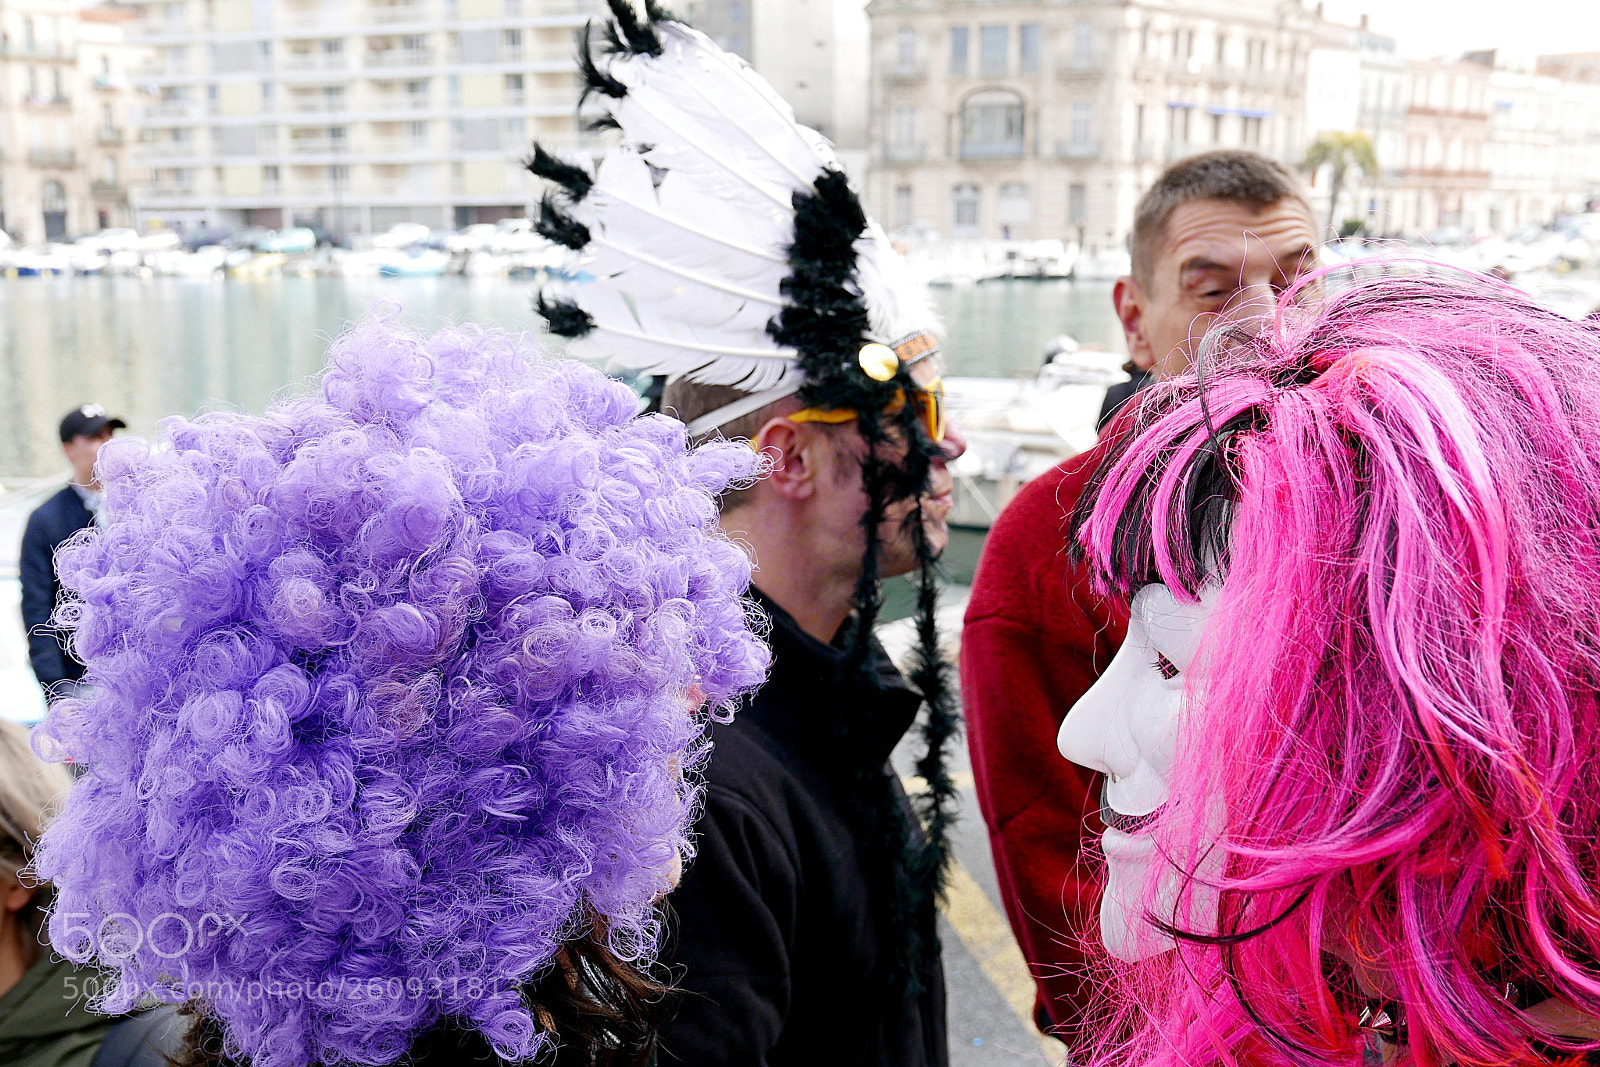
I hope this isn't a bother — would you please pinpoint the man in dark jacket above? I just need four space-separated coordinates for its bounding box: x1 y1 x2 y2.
20 404 124 701
654 367 965 1067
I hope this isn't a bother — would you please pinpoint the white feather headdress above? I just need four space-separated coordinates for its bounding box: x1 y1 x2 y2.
528 0 939 427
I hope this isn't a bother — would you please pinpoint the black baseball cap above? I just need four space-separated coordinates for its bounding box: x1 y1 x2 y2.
59 404 127 443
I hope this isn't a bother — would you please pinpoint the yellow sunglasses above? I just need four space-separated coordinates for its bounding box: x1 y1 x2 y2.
787 378 946 443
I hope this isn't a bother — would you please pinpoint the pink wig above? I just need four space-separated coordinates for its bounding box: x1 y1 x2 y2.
1074 273 1600 1066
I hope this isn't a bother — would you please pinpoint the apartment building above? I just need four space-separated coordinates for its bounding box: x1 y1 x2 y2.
1302 15 1406 231
864 0 1316 253
0 1 143 243
128 0 608 234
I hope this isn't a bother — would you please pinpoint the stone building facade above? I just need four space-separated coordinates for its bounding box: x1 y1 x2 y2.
0 1 142 244
125 0 612 234
864 0 1317 256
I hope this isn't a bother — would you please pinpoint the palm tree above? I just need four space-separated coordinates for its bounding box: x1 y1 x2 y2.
1301 131 1378 232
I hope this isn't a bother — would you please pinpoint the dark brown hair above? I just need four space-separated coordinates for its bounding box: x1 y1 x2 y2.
170 935 667 1067
1129 150 1311 286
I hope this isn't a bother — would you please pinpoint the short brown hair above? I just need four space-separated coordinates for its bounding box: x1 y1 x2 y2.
1129 150 1311 286
660 378 801 512
660 378 792 445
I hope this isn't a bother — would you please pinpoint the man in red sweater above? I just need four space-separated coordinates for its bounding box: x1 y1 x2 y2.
961 150 1320 1041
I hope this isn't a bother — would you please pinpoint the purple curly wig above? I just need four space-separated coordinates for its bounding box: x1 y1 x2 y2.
1073 273 1600 1066
30 313 768 1067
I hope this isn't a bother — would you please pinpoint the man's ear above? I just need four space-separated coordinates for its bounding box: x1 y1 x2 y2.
750 418 817 501
1113 275 1158 372
1 877 31 916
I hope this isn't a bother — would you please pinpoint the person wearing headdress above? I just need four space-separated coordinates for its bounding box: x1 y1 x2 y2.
1061 273 1600 1065
29 315 769 1067
526 3 965 1063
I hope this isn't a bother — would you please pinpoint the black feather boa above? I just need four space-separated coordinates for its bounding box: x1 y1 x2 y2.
770 167 960 1001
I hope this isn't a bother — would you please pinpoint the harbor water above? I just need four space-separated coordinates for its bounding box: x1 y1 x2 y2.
0 274 1124 480
0 274 1127 720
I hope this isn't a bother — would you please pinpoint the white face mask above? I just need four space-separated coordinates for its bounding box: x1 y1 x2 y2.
1057 582 1218 961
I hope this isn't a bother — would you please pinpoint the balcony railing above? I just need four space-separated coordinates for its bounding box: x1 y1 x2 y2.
365 137 433 153
885 143 925 162
886 63 926 83
362 93 433 112
363 48 433 67
282 53 349 70
1055 139 1101 159
289 138 346 153
290 97 347 113
137 140 201 157
369 2 426 23
1057 58 1102 79
28 148 77 167
959 140 1025 161
142 183 198 199
97 127 125 145
25 94 72 109
0 42 77 61
146 101 198 118
90 181 127 201
367 180 440 196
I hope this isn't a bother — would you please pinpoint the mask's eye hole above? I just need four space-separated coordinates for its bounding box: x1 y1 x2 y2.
1152 653 1180 681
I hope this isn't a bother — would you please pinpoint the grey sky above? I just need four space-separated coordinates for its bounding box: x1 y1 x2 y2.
1321 0 1600 62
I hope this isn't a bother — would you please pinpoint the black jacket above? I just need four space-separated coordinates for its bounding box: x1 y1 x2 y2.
658 593 948 1067
19 485 94 694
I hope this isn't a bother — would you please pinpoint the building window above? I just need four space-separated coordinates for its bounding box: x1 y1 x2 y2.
896 28 915 73
893 105 915 144
960 89 1024 159
894 185 913 228
505 72 524 105
979 25 1007 76
448 74 461 107
1169 104 1192 144
1019 24 1040 73
1139 23 1150 56
1074 20 1093 66
407 120 428 143
503 28 522 58
950 26 968 75
1068 183 1086 227
1211 112 1224 142
952 183 980 235
1135 103 1145 142
997 183 1030 225
1070 101 1092 144
1215 33 1227 65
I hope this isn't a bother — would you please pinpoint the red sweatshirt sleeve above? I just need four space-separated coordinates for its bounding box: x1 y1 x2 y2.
960 437 1129 1042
